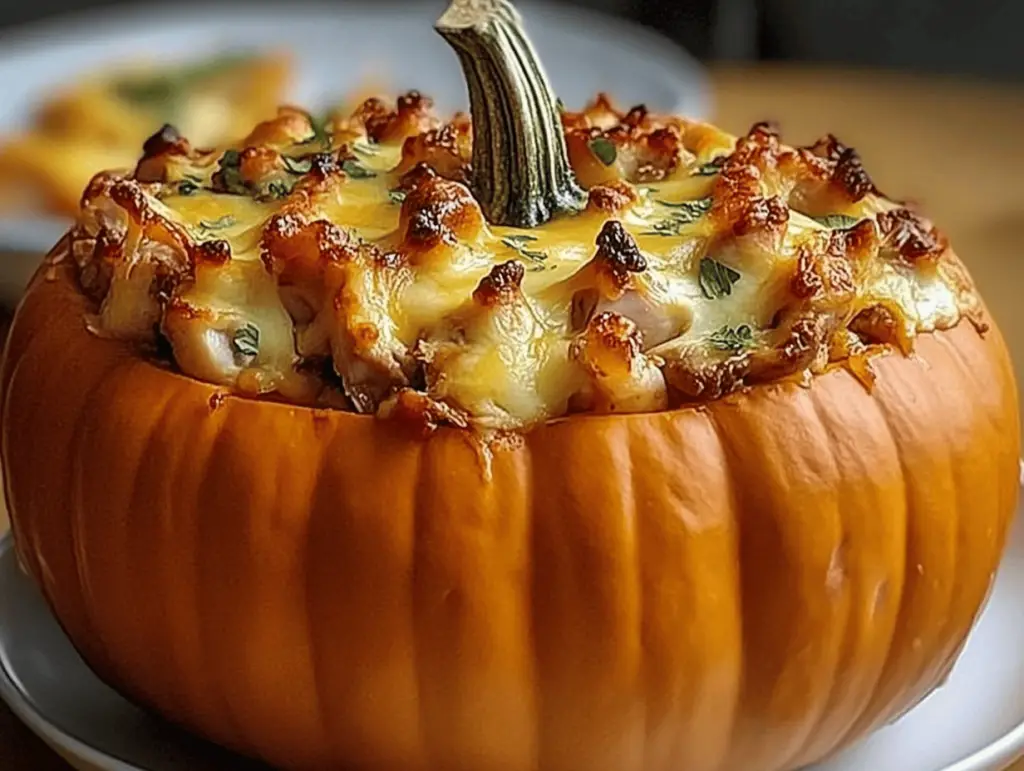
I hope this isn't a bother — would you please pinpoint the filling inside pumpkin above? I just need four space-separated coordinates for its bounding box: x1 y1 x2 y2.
55 0 985 435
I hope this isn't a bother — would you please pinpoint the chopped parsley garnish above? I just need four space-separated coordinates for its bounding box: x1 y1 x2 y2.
813 213 861 229
589 137 617 166
502 234 548 266
352 139 379 158
198 215 236 232
300 111 332 151
282 155 313 175
698 258 741 299
215 149 248 195
708 324 755 353
658 198 714 212
264 180 291 200
331 140 380 179
388 189 408 205
341 159 376 179
692 158 725 176
232 323 260 358
642 197 713 236
177 179 199 196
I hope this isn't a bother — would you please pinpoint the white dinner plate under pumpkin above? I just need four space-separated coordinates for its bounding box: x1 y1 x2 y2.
0 503 1023 771
0 0 708 309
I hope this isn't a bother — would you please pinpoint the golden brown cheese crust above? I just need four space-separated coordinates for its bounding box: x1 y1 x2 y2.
57 91 986 435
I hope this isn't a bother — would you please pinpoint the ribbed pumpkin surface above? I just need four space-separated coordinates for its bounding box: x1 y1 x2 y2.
1 263 1019 771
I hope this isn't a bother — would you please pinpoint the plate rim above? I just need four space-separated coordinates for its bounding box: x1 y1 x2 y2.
0 0 708 118
0 532 144 770
1 524 1022 771
0 0 702 74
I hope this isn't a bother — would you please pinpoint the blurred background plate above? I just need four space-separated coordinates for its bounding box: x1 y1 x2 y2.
0 0 709 305
0 221 65 307
0 510 1023 771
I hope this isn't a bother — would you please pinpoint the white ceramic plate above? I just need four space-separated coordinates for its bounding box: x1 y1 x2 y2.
0 505 1022 771
0 0 709 306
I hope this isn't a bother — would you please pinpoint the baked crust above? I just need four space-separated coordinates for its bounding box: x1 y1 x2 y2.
57 92 986 434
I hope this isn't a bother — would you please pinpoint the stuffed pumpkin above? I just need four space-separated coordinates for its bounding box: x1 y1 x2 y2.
1 1 1018 770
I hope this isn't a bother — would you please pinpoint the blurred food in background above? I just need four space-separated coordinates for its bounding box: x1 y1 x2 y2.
0 0 707 243
0 50 291 216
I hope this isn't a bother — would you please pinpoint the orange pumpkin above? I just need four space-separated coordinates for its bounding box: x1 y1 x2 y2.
1 254 1018 771
2 1 1021 769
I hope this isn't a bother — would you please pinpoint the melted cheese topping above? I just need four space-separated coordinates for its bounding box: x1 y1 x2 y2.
62 95 985 435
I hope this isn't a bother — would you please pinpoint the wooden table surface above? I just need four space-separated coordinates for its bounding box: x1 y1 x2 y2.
1 63 1023 769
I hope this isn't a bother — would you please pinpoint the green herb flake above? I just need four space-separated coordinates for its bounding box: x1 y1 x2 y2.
215 149 248 196
642 197 713 236
589 137 617 166
300 111 332 151
502 234 539 245
232 323 260 358
813 213 861 230
177 179 199 196
502 234 548 264
707 324 755 353
658 198 713 213
352 139 380 158
698 258 741 300
692 158 725 176
388 189 408 205
264 180 291 200
198 215 236 232
341 159 376 179
282 155 313 175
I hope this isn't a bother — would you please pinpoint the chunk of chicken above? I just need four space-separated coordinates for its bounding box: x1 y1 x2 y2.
162 242 313 401
417 261 582 432
552 220 694 348
570 311 668 413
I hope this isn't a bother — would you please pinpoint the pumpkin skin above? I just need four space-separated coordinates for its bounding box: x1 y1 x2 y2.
1 257 1019 771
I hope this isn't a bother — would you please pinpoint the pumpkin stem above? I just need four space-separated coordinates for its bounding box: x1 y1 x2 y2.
435 0 586 228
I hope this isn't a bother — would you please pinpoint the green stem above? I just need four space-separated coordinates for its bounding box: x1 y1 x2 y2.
435 0 586 228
